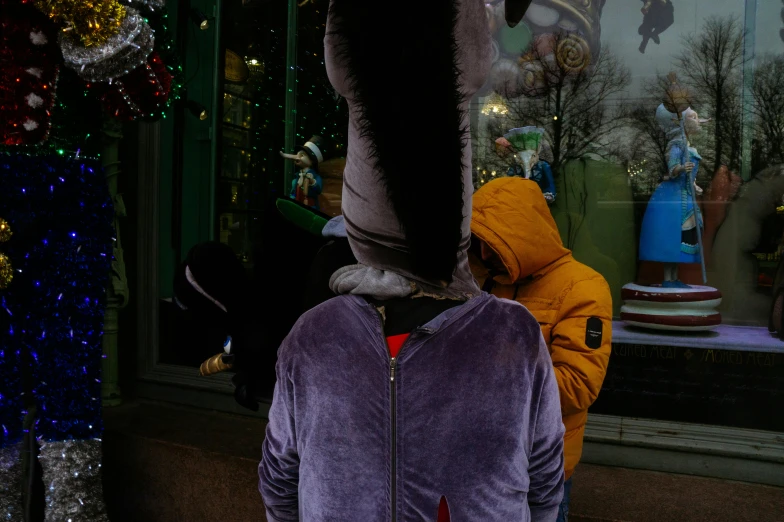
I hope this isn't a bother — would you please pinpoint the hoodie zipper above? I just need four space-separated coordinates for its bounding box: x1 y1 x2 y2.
390 354 398 522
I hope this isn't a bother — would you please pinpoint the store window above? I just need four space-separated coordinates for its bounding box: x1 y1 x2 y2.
475 0 782 329
141 0 784 433
470 1 784 437
154 0 290 370
151 0 349 374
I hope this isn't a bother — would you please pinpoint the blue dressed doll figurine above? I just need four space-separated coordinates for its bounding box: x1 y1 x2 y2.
280 135 325 210
504 126 557 204
638 103 710 288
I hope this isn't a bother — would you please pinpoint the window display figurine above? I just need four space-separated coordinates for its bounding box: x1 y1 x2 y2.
621 94 723 332
280 134 326 210
639 104 708 288
503 127 557 203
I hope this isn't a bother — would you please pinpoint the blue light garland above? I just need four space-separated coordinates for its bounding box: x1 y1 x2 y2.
0 153 113 444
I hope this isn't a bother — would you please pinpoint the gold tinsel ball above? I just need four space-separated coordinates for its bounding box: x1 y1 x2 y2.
34 0 127 48
0 253 12 290
0 218 12 243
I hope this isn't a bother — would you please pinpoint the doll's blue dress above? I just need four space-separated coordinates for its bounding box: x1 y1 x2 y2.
638 139 702 264
507 160 556 202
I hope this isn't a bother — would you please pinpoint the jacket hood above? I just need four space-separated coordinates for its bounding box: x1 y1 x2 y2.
471 177 570 282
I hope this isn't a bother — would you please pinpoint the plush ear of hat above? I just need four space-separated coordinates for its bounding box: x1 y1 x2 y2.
328 0 469 284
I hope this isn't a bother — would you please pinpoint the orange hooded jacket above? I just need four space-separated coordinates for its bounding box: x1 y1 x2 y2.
470 177 612 480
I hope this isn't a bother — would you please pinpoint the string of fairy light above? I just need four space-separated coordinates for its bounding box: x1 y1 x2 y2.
0 152 114 520
37 0 182 122
294 5 347 157
0 1 182 519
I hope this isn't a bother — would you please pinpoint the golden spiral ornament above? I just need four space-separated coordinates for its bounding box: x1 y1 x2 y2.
556 34 591 74
518 55 544 95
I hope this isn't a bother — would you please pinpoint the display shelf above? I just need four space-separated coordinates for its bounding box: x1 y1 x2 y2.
612 320 784 354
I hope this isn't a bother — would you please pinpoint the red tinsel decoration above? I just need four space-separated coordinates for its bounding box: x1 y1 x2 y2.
0 0 60 146
94 52 173 121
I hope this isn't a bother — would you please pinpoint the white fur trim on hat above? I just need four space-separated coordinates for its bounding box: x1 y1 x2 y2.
185 266 228 313
303 141 324 163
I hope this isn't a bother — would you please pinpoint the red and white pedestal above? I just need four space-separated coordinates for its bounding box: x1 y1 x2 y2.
620 283 722 332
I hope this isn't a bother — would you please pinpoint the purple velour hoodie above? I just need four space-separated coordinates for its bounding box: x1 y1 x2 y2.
259 293 565 521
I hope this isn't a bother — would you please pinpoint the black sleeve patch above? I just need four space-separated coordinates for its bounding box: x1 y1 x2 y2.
585 317 603 349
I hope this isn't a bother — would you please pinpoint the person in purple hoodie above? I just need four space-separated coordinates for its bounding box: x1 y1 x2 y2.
258 1 565 521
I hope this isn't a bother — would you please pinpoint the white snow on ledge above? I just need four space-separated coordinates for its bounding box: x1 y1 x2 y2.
612 320 784 354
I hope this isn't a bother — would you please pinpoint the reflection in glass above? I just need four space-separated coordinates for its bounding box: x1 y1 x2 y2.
473 1 784 327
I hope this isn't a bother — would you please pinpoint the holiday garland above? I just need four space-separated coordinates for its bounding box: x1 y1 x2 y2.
0 152 114 520
0 0 61 147
1 0 181 151
88 2 184 121
34 0 127 48
0 218 12 290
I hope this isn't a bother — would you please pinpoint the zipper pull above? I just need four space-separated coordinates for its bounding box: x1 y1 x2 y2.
390 357 397 382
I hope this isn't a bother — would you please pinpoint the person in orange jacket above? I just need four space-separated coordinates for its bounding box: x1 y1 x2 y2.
470 176 612 522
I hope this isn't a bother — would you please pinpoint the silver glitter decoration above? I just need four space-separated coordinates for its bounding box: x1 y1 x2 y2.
0 444 23 522
39 439 108 522
60 8 155 83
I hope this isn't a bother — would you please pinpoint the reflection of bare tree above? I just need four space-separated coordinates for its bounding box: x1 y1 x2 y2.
626 94 669 172
488 34 630 248
751 54 784 169
675 16 743 173
492 33 630 175
624 102 669 196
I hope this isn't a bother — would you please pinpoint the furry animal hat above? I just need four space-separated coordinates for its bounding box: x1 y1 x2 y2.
325 0 532 298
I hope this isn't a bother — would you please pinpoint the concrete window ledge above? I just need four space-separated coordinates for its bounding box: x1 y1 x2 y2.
613 320 784 354
584 414 784 487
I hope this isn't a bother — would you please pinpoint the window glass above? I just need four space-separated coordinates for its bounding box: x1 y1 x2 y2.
160 0 784 370
283 2 349 218
158 0 287 367
474 0 783 327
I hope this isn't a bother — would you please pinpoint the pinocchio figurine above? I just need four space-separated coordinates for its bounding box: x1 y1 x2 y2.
280 135 326 210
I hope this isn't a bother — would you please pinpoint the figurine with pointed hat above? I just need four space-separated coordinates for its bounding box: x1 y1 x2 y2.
621 72 722 332
501 126 556 203
280 134 328 210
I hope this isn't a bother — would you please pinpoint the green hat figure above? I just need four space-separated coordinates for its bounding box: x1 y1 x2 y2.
504 126 544 180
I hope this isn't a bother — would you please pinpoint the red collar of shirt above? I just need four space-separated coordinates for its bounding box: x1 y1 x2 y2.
386 333 409 358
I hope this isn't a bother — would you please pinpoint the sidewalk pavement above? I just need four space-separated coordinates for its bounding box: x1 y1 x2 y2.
570 464 784 522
